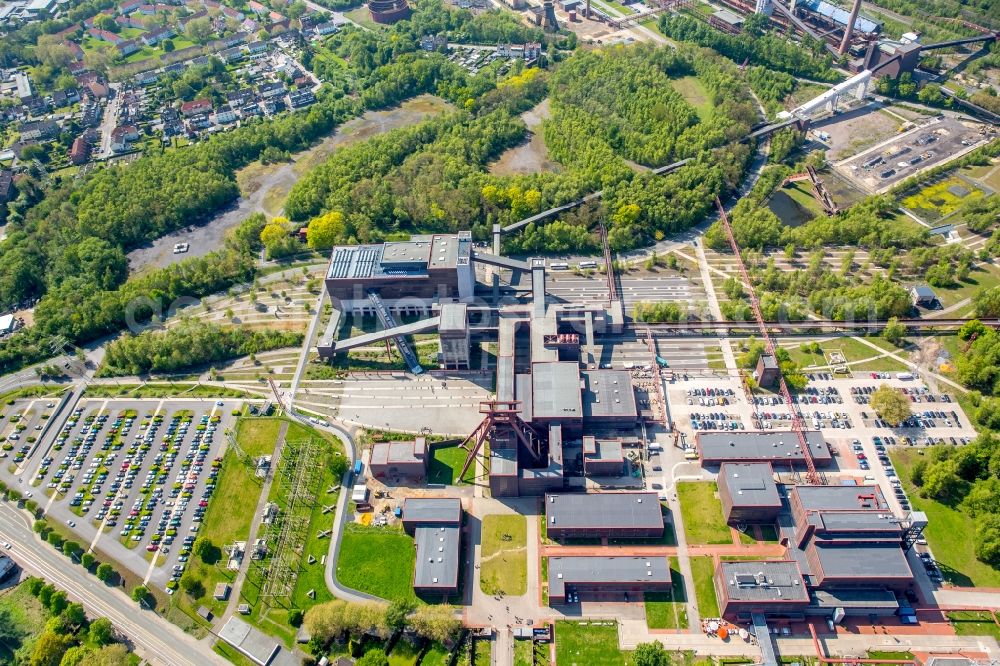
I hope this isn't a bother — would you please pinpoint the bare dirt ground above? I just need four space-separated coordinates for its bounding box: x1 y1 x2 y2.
816 103 904 161
126 95 454 275
489 98 562 176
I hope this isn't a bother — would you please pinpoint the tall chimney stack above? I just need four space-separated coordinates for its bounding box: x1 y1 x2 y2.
838 0 862 54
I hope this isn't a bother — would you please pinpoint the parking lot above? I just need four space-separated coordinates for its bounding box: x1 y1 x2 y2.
0 398 239 590
835 117 989 192
0 396 61 472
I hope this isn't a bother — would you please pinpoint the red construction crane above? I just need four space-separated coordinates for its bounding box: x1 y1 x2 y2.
714 197 821 485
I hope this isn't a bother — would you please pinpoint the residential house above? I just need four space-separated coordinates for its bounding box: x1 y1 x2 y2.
220 46 244 63
179 9 206 27
246 40 268 54
69 136 90 164
134 69 160 85
288 88 315 108
180 98 212 116
0 170 14 203
115 13 145 28
110 124 139 152
241 17 258 32
117 38 140 56
223 30 248 47
221 6 243 21
64 41 84 61
267 10 284 22
85 79 110 99
247 0 266 14
420 34 447 51
313 19 342 36
142 26 174 46
19 119 59 141
240 101 261 118
212 105 237 124
88 28 124 44
226 88 254 107
50 88 80 108
257 81 285 99
119 0 143 13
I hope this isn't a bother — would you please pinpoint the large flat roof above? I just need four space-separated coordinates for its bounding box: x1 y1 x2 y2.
719 463 781 507
371 441 423 466
217 617 280 665
719 561 809 603
549 556 671 598
414 525 461 589
403 498 461 525
792 484 887 511
546 492 663 532
581 370 637 419
326 235 463 281
532 362 582 420
812 542 912 580
697 431 831 465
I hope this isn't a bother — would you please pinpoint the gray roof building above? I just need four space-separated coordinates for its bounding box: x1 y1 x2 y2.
531 362 582 421
404 497 463 595
697 431 832 467
806 541 913 585
402 497 461 526
718 462 781 523
580 370 637 421
545 492 664 539
716 560 809 617
217 617 281 665
548 556 672 603
413 524 461 593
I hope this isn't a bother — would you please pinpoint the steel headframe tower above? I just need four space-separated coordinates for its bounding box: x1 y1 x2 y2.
458 400 544 480
714 197 821 485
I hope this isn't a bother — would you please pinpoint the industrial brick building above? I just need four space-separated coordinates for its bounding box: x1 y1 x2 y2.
324 233 474 309
403 498 462 596
369 437 428 482
545 492 664 540
548 556 672 605
715 561 810 619
717 462 781 524
696 431 832 468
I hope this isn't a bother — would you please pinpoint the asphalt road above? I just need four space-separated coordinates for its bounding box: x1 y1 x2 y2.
0 502 225 666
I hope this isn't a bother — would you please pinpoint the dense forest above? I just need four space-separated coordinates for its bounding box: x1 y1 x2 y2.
289 43 758 257
658 14 839 82
99 319 303 376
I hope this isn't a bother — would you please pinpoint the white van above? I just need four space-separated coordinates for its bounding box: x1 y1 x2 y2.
896 372 914 381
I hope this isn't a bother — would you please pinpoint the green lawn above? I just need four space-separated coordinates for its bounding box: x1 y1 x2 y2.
555 621 632 666
480 514 527 596
949 611 1000 641
677 482 732 544
473 636 492 665
671 76 711 120
0 579 48 660
427 444 476 485
890 449 1000 587
935 264 1000 310
174 417 285 620
690 556 720 618
644 557 688 629
388 637 423 666
337 523 418 603
783 336 898 370
420 643 451 666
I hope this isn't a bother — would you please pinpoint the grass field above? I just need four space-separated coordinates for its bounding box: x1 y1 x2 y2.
555 621 632 666
935 263 1000 310
388 637 423 666
480 514 527 596
337 523 418 603
173 417 284 620
948 611 1000 641
671 76 712 120
890 449 1000 587
427 444 476 485
0 579 48 661
690 556 720 618
420 643 451 666
677 482 731 544
644 557 688 629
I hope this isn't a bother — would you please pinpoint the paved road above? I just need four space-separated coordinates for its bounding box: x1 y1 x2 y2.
0 502 225 666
